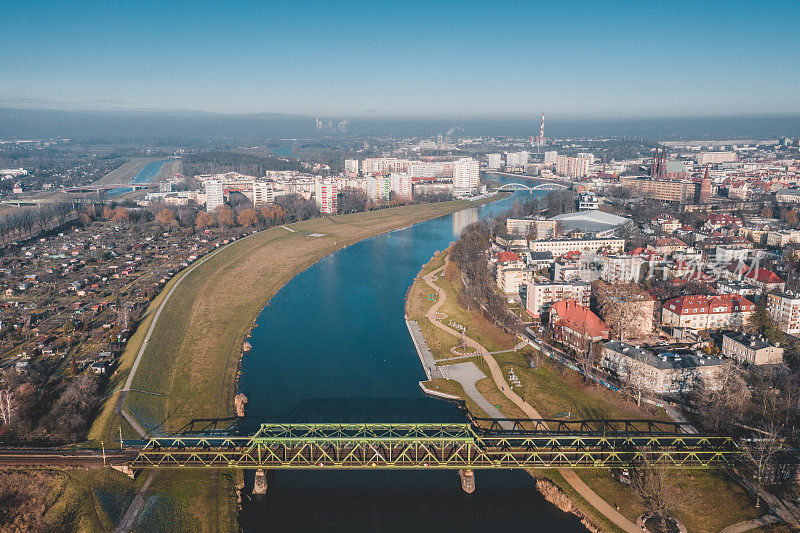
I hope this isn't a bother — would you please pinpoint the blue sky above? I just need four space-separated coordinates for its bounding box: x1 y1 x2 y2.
2 0 799 118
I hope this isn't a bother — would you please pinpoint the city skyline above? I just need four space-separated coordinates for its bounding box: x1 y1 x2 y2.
3 0 800 118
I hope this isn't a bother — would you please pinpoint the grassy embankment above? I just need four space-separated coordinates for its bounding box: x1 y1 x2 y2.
407 251 765 533
84 197 503 531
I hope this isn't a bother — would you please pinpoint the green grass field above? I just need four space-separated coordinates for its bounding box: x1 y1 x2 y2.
82 198 504 532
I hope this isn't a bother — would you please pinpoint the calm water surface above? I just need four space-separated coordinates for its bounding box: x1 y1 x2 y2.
239 176 587 532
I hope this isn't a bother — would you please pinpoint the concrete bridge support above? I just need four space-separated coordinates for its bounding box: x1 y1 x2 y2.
459 469 475 493
253 469 268 494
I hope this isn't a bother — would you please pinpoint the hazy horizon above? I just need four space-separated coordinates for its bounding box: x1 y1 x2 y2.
1 107 799 142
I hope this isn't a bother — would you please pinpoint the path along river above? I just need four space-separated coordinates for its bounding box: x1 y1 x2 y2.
238 174 588 532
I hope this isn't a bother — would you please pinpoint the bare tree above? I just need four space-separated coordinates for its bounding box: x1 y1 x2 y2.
0 389 14 426
739 423 782 507
629 454 676 529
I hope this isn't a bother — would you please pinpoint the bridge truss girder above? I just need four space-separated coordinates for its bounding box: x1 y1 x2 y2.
129 423 738 469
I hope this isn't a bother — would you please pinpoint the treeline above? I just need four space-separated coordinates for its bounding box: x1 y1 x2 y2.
182 151 305 178
450 221 520 333
0 202 76 246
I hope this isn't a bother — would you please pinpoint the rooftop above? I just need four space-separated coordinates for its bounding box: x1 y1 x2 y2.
604 340 723 371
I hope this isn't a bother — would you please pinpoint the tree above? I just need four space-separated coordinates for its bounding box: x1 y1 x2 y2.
739 423 782 507
155 208 177 227
595 282 647 342
215 205 235 229
237 208 259 228
0 389 13 426
260 204 287 226
693 362 750 432
78 212 91 227
103 206 114 220
111 207 129 223
629 456 677 529
195 211 214 230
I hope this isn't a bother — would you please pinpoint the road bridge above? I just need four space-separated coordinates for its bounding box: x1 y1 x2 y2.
496 182 569 192
62 183 150 193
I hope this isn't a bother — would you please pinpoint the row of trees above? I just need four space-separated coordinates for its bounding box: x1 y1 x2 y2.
0 201 76 246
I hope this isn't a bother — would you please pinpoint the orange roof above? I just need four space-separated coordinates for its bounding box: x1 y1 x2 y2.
496 251 520 264
663 294 754 316
550 300 609 338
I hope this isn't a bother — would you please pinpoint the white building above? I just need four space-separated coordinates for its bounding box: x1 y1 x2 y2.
487 153 503 169
205 180 225 212
528 237 625 257
314 179 338 214
544 151 558 165
390 173 413 200
452 158 480 195
366 175 391 201
576 191 599 211
252 182 275 207
697 152 737 165
505 151 529 168
767 292 800 334
601 254 643 283
344 159 360 174
525 281 591 319
555 155 590 178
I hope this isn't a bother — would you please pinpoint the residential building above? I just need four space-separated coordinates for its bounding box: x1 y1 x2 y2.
775 188 800 203
528 237 625 257
555 155 590 178
205 180 224 212
390 173 413 200
651 214 681 233
497 267 532 294
697 152 737 164
252 182 275 207
544 151 558 165
366 175 391 201
722 332 783 366
344 159 360 174
525 280 591 319
661 294 755 330
767 292 800 334
594 281 655 338
715 245 749 265
505 151 529 168
487 153 503 169
601 341 723 394
576 191 599 211
548 300 609 352
622 178 701 203
767 230 800 247
452 158 480 195
601 254 643 283
314 179 338 214
651 237 688 256
506 217 557 239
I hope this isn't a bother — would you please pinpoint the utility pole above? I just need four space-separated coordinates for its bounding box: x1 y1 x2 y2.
101 440 106 466
119 426 123 449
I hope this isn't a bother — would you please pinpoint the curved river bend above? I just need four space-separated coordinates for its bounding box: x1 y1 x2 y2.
239 175 587 532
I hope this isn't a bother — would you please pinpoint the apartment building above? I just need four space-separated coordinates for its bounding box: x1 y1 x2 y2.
722 332 783 366
697 151 737 164
528 238 625 257
775 188 800 203
344 159 360 174
314 179 338 214
601 254 643 283
452 158 480 195
487 153 503 169
497 267 532 294
767 230 800 247
555 155 590 178
506 217 558 239
622 178 700 203
505 151 529 168
601 341 723 394
661 294 755 330
390 173 413 200
767 292 800 334
548 300 609 352
204 180 224 212
525 280 591 319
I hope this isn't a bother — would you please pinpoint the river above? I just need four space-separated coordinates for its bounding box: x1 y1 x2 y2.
107 159 167 197
238 174 587 532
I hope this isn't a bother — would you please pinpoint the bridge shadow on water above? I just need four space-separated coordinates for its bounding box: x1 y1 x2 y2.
175 397 469 436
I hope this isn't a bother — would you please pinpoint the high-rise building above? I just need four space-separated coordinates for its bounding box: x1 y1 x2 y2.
205 180 224 212
544 151 558 165
344 159 359 174
390 173 413 200
314 179 338 214
556 155 590 178
252 182 275 207
452 158 480 195
486 153 503 169
505 151 529 168
767 292 800 334
366 175 391 201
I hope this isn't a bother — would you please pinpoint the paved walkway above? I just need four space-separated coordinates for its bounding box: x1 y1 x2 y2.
718 514 783 533
406 320 442 380
422 263 641 533
443 362 513 430
113 471 157 533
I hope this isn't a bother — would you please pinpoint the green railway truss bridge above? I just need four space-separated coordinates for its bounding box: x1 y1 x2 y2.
129 419 739 471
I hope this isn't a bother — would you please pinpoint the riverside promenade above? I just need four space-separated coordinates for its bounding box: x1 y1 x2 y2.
409 260 641 533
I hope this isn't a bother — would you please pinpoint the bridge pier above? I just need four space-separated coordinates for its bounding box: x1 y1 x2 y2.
253 469 268 494
111 465 135 479
459 469 475 493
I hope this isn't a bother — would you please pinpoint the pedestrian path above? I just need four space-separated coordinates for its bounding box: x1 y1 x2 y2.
421 262 640 533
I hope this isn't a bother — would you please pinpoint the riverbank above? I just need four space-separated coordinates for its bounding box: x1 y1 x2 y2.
85 196 505 531
406 250 767 533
